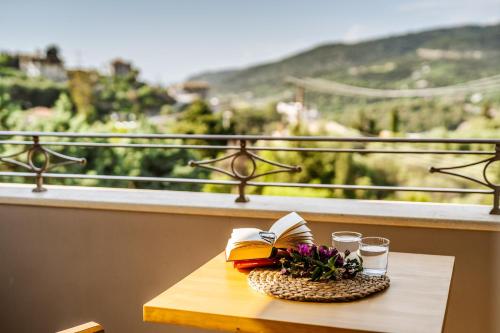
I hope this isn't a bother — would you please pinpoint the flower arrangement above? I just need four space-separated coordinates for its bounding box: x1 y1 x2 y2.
279 243 363 281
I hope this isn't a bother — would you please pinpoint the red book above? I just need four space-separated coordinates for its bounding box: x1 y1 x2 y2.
233 258 279 269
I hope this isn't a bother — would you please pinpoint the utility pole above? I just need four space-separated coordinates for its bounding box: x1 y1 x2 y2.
295 85 305 106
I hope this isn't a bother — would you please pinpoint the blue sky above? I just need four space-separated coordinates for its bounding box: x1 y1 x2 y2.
2 0 499 84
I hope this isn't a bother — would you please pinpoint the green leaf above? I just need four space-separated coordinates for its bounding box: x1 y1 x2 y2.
321 269 335 280
328 255 338 268
311 267 322 281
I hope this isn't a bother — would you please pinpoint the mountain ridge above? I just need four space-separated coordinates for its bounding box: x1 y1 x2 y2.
189 23 500 101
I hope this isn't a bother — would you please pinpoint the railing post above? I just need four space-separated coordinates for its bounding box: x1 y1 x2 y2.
235 139 249 203
491 189 500 215
33 173 46 193
236 181 248 203
489 144 500 214
30 136 48 193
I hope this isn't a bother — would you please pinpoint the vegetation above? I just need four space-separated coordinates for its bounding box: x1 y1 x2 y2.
280 244 363 281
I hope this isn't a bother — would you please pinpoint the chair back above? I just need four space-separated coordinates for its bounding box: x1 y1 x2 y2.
56 321 104 333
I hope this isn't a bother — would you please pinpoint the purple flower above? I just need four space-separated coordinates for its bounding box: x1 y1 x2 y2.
335 255 344 268
318 246 334 261
297 243 314 257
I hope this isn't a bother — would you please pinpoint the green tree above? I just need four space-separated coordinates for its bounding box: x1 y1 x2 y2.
174 101 227 134
67 70 96 117
231 103 282 135
45 45 61 63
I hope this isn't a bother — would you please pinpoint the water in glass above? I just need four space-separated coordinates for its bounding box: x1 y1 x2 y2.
359 237 390 276
332 231 362 254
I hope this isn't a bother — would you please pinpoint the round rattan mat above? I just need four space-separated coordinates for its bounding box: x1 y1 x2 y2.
248 268 390 302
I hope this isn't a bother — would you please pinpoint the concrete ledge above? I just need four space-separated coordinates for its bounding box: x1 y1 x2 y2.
0 183 499 231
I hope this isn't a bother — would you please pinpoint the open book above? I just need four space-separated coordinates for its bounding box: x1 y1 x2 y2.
225 212 313 261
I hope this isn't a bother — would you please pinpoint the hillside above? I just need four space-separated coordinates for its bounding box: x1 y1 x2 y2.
190 24 500 101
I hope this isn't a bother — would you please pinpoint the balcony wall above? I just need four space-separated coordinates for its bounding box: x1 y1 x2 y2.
0 184 499 333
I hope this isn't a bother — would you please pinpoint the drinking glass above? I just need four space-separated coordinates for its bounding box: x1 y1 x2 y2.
332 231 362 255
358 237 390 276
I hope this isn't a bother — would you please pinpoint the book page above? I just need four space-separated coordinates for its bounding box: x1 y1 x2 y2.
282 224 311 237
230 228 263 242
268 212 305 239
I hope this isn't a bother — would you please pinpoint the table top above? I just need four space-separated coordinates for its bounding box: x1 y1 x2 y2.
144 252 454 333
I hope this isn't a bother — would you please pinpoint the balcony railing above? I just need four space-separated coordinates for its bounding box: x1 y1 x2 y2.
0 130 499 214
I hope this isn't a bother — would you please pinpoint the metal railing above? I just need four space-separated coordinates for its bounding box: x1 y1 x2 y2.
0 131 499 214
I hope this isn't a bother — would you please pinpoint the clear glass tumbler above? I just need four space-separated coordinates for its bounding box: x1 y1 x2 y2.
332 231 363 254
358 237 390 276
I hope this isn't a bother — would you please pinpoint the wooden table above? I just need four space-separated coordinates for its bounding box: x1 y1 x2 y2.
144 252 454 333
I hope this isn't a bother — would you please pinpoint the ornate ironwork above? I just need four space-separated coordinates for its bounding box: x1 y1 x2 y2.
0 131 499 215
0 136 86 192
189 139 301 202
430 144 500 214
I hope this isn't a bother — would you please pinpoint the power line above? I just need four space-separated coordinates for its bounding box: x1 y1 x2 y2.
286 75 500 98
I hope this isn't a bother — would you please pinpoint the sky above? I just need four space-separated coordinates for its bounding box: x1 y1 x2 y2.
1 0 500 84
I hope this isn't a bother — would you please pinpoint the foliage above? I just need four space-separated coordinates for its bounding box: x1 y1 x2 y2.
45 45 61 63
171 100 235 156
67 70 96 117
0 53 19 69
340 98 469 133
231 103 283 135
173 100 231 135
0 77 66 108
90 71 173 120
0 91 205 191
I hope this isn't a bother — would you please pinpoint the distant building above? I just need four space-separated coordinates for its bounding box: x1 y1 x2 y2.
276 101 318 126
110 59 133 77
168 81 210 104
19 48 67 82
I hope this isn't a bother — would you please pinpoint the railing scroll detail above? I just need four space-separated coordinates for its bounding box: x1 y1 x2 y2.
0 136 86 192
189 139 301 202
430 144 499 214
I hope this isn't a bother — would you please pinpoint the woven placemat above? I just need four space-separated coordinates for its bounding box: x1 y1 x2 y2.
248 268 390 302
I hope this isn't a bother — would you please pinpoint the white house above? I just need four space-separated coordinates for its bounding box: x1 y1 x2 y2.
19 53 67 82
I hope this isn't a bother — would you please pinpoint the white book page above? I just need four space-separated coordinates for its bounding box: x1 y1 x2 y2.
268 212 305 239
280 233 314 241
275 238 313 248
282 224 311 237
230 228 263 242
227 228 272 251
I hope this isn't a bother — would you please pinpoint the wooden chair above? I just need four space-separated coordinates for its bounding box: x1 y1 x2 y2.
56 321 104 333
